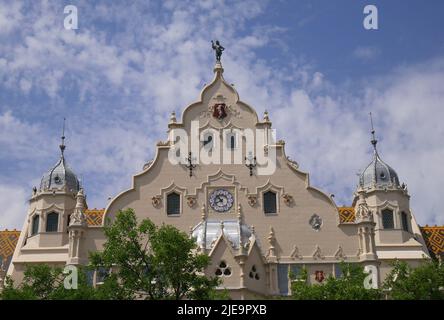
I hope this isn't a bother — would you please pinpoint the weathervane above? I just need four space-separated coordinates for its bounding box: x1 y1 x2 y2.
211 40 225 62
60 117 66 156
369 112 378 151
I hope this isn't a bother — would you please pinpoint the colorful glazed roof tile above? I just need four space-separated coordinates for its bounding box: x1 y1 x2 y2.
338 207 356 223
420 225 444 257
84 208 105 226
0 230 20 270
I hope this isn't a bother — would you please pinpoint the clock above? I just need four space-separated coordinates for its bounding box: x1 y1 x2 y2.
209 189 234 212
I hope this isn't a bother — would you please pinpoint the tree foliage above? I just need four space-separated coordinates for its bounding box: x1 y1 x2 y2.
0 264 112 300
383 259 444 300
89 208 220 300
290 263 382 300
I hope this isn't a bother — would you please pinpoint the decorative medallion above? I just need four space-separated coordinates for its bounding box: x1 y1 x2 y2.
247 195 257 207
212 103 227 120
314 270 325 283
282 193 293 206
152 196 161 208
309 214 323 231
209 189 234 213
186 196 197 208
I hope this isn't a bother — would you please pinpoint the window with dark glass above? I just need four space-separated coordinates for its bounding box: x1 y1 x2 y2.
264 191 277 214
167 193 180 215
96 267 109 284
32 215 40 235
277 264 289 295
46 212 59 232
290 265 300 279
401 211 409 232
67 214 71 233
86 270 94 286
334 264 343 278
382 209 394 229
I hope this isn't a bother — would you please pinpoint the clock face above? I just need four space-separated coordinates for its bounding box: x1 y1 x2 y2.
209 189 234 212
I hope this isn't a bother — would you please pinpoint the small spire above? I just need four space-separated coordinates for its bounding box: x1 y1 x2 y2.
369 112 378 152
169 111 177 124
60 117 66 157
263 110 270 122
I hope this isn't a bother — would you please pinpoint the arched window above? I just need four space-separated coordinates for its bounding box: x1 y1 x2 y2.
401 211 409 232
31 215 40 235
381 209 394 229
167 193 180 215
263 191 277 214
46 212 59 232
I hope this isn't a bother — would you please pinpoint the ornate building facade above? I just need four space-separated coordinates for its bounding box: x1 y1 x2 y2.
1 59 443 298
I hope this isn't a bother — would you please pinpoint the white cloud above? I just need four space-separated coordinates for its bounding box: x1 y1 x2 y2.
353 45 381 61
0 0 442 229
0 2 23 35
0 184 27 230
0 111 52 160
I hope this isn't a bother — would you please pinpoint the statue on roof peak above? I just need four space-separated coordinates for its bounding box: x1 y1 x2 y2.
211 40 225 62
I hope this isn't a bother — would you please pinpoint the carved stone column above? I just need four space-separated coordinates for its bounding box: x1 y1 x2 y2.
67 189 87 265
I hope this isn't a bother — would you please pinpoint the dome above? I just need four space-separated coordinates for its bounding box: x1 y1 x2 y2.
39 132 80 193
39 156 80 192
191 219 252 250
359 151 400 189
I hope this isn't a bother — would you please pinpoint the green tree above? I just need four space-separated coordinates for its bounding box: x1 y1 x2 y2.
383 259 444 300
89 208 220 300
290 263 382 300
0 264 111 300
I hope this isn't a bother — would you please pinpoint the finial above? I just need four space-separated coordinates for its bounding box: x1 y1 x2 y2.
169 111 177 124
369 112 378 152
60 117 66 156
263 110 270 122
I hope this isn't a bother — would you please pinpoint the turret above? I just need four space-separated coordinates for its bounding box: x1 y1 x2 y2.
7 120 85 283
354 113 413 244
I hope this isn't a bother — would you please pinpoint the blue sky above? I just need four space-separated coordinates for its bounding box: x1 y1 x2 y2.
1 0 444 229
